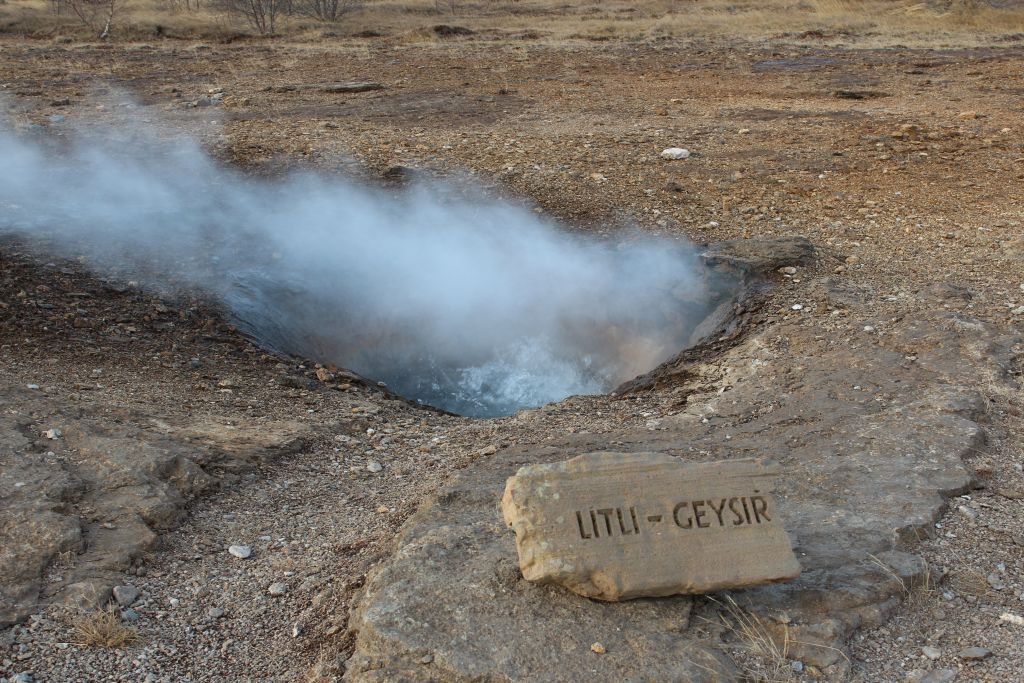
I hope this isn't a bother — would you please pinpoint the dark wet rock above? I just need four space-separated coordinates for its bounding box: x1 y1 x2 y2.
701 235 817 277
433 25 475 37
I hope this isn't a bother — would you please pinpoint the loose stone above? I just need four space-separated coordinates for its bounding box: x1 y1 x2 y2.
590 642 606 654
660 147 691 160
112 585 140 607
268 582 288 596
957 647 991 660
922 645 941 660
367 461 383 473
228 545 252 559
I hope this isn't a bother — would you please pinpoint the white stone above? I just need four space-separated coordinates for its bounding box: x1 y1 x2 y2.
228 545 252 559
367 461 383 473
269 582 288 596
660 147 691 160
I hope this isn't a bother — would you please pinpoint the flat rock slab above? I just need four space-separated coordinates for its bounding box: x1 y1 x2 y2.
501 454 800 600
345 272 1021 682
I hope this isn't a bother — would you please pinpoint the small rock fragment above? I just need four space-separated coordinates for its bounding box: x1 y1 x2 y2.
999 612 1024 626
120 608 140 622
590 642 606 654
477 445 498 456
228 545 252 559
291 622 302 637
112 585 140 607
367 461 383 473
44 428 62 440
660 147 691 160
208 607 225 619
269 582 288 596
957 647 991 660
922 645 941 660
419 654 434 664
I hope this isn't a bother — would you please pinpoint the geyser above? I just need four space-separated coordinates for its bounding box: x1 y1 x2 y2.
0 117 723 417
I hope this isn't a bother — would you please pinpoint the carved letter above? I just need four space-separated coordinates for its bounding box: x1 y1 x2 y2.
596 509 615 536
630 506 640 534
616 507 632 535
590 510 600 538
741 497 752 525
693 500 710 528
576 511 592 539
709 498 727 526
728 497 745 526
672 501 693 529
751 496 772 523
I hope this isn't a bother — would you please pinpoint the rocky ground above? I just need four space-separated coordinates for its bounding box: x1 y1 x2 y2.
1 26 1024 683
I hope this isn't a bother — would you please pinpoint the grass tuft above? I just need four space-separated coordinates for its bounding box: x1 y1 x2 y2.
70 605 141 649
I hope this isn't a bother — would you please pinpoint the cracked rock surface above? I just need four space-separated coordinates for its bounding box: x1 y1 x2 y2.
345 274 1020 682
0 385 309 627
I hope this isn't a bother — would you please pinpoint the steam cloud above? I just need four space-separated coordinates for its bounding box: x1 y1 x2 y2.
0 116 719 417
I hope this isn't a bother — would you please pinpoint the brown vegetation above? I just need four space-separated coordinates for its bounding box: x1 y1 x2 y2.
1 0 1023 45
69 606 141 649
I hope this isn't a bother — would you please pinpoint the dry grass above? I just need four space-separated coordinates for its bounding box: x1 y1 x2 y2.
69 605 141 648
713 595 795 683
952 568 991 597
2 0 1024 46
867 552 936 612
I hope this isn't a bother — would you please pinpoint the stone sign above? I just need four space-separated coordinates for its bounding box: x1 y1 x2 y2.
500 452 800 600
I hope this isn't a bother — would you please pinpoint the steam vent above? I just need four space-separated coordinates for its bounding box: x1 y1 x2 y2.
3 16 1024 683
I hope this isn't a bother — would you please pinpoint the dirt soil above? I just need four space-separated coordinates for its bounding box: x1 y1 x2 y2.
1 29 1024 683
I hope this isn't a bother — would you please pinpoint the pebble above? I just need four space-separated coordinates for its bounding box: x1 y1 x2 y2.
660 147 691 160
987 573 1006 590
228 545 252 559
957 646 991 660
291 623 302 638
367 461 383 473
26 384 39 390
791 304 804 311
11 673 33 683
43 428 61 439
779 266 798 275
419 654 434 664
120 608 140 622
1000 612 1024 626
208 607 225 619
477 445 497 456
590 642 606 654
268 582 288 596
922 645 941 660
957 505 979 521
791 660 804 672
112 585 140 607
863 325 875 333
